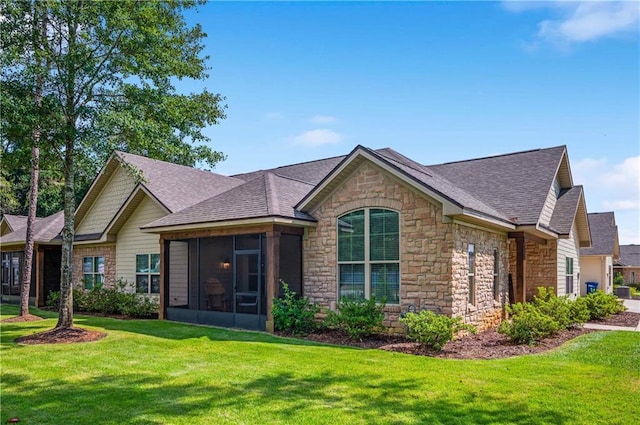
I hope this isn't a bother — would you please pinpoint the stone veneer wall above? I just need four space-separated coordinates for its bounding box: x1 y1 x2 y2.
303 162 508 334
73 245 116 288
508 239 558 301
451 225 508 331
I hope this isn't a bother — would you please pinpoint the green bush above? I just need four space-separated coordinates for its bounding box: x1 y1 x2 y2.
272 281 320 335
498 302 560 345
613 272 625 286
324 297 386 340
584 290 626 320
45 280 159 318
532 287 589 328
400 310 476 351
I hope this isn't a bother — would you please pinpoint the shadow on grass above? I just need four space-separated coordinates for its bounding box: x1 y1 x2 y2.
0 305 351 350
0 369 574 425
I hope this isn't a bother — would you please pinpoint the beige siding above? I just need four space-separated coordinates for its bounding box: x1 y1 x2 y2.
581 255 614 295
77 167 136 235
168 241 189 306
557 222 580 297
115 196 165 290
540 178 560 226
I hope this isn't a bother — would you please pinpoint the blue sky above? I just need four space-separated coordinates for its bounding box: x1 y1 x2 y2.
180 1 639 244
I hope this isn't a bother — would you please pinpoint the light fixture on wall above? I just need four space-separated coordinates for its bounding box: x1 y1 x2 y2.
222 258 230 270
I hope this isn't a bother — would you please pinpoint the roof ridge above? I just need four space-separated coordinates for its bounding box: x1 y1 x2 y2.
264 172 280 216
429 145 566 167
231 153 347 177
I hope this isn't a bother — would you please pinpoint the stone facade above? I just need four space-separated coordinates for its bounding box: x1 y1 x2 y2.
303 162 508 335
451 224 508 330
508 239 558 301
72 244 116 288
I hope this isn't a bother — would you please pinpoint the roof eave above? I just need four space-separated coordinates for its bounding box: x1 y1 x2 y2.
141 216 317 234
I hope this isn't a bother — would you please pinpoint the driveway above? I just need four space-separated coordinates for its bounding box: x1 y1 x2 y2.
623 298 640 313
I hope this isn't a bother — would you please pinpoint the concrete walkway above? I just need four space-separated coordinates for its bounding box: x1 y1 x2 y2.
582 298 640 332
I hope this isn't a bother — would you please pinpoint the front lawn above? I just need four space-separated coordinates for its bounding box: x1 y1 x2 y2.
1 305 638 425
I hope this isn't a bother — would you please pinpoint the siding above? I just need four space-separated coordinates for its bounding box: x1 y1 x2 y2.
77 166 136 235
115 196 165 289
556 221 580 297
580 257 603 296
168 240 189 306
540 178 560 226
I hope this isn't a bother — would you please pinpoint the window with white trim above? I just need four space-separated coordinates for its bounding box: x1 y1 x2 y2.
468 244 475 305
338 208 400 304
83 256 104 289
136 254 160 294
566 257 574 294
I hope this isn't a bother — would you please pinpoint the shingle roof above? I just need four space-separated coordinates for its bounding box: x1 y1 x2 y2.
232 155 345 186
2 214 28 233
115 151 245 213
143 172 315 228
374 148 512 222
617 245 640 267
428 146 567 225
548 186 583 235
581 212 618 256
0 211 64 244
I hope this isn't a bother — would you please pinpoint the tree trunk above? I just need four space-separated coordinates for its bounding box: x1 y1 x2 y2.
20 0 45 317
56 141 75 329
20 145 40 316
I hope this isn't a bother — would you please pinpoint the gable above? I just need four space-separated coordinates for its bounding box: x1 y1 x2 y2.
76 165 137 236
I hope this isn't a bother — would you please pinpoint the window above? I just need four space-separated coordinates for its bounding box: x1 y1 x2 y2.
468 244 475 305
632 272 636 284
83 256 104 289
493 248 499 301
136 254 160 294
565 257 574 294
338 208 400 304
1 251 23 295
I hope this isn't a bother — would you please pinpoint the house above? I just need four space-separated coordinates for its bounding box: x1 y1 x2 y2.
614 245 640 285
579 212 619 295
134 145 588 333
0 211 64 306
13 144 589 334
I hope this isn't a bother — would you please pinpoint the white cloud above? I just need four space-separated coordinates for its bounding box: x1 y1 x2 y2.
573 155 640 244
310 115 338 124
504 1 640 46
290 128 344 147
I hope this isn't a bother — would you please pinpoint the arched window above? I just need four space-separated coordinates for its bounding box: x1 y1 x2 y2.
337 208 400 304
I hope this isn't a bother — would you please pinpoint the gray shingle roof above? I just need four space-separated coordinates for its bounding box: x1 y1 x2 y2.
548 186 583 235
232 155 345 186
374 148 512 222
428 146 567 225
143 172 315 228
581 212 618 256
2 214 28 233
617 245 640 267
0 211 64 244
115 151 245 213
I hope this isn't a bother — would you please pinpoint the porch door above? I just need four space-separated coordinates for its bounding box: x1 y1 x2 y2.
234 251 265 329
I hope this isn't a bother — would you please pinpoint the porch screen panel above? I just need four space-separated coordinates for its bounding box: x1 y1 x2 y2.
168 241 189 307
279 234 302 297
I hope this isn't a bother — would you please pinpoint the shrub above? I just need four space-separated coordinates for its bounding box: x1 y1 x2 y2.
584 290 626 320
613 272 625 286
324 297 386 340
498 302 559 344
532 287 589 328
400 310 476 351
272 281 320 335
45 280 158 318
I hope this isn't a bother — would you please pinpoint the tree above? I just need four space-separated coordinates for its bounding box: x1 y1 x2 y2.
1 0 226 331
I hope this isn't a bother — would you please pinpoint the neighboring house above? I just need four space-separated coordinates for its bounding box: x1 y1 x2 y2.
131 144 590 333
72 151 243 300
580 212 619 295
0 211 64 306
614 245 640 285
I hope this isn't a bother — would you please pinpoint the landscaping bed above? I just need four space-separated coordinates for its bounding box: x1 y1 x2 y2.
278 311 640 360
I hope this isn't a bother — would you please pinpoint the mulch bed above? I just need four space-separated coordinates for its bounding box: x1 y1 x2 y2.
14 327 107 345
278 311 640 360
1 314 45 323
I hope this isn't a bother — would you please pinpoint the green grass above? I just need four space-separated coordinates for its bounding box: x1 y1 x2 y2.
1 305 639 425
